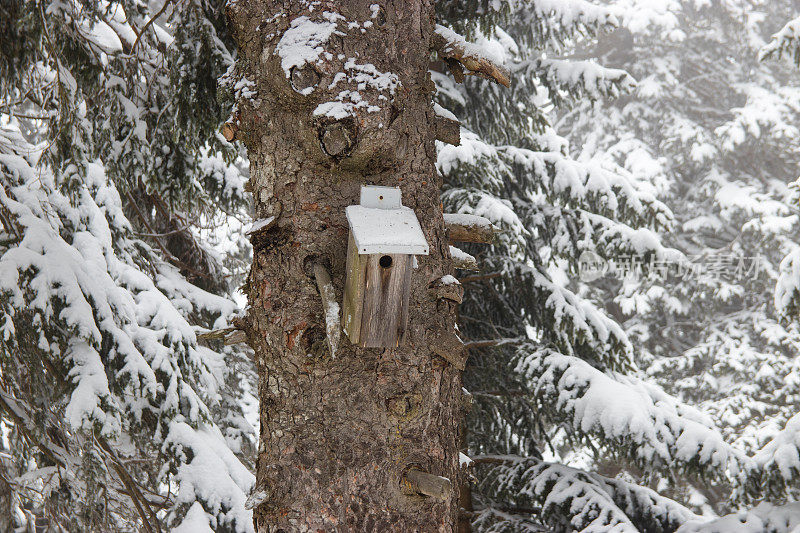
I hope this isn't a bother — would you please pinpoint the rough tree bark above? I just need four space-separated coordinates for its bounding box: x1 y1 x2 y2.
226 1 464 531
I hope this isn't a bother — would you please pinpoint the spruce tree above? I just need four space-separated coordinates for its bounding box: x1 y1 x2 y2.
536 0 800 525
434 1 743 531
225 0 476 528
438 0 800 530
1 1 255 530
755 9 800 509
561 1 800 460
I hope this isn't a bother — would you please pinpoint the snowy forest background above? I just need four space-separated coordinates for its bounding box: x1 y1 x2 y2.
2 0 800 531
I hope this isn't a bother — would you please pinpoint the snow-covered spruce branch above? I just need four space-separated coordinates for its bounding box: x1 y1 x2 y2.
473 455 698 532
676 503 800 533
517 266 635 371
515 346 752 480
750 412 800 498
438 128 676 232
521 58 636 105
760 16 800 66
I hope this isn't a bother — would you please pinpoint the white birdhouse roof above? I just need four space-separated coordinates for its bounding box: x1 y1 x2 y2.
346 186 430 255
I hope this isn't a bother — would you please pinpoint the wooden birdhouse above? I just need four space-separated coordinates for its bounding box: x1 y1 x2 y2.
342 186 429 348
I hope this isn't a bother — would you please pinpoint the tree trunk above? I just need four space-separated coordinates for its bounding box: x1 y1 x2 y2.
226 1 463 531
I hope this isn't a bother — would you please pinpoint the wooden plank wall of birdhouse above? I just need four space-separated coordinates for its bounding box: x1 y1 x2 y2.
342 230 415 347
360 253 413 348
342 232 367 343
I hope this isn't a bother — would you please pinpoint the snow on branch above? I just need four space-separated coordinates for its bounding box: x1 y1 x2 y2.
526 58 636 103
450 245 479 270
516 347 752 478
752 412 800 494
476 456 698 532
438 128 676 233
714 85 800 152
577 210 683 262
502 0 619 49
775 248 800 321
521 267 634 370
503 145 675 229
529 0 618 30
432 25 511 87
444 213 498 244
164 422 254 531
760 16 800 66
676 502 800 533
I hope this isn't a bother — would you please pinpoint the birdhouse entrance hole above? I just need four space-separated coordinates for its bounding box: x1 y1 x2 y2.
342 186 430 348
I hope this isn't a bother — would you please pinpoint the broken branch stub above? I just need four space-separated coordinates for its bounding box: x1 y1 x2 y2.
197 327 248 346
431 330 467 370
433 115 461 146
432 25 510 88
222 122 237 141
444 214 496 244
402 469 452 500
449 245 479 270
461 388 474 413
428 276 464 304
197 327 235 342
319 120 357 158
312 262 340 357
224 329 248 346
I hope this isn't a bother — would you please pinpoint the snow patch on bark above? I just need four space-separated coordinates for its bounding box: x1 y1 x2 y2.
315 60 400 119
275 13 345 77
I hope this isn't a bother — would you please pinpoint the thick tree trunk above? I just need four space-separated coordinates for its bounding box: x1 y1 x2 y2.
226 1 463 531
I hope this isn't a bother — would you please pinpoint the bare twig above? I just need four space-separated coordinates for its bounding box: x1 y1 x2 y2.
96 437 161 533
125 190 213 281
464 337 525 350
131 0 175 54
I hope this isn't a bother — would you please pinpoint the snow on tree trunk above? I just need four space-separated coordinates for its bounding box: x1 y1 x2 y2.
226 1 463 530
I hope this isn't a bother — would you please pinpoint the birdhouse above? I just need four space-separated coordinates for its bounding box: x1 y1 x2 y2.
342 186 430 348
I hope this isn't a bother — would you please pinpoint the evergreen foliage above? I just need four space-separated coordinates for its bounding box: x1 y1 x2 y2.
0 1 255 530
435 0 800 530
561 0 800 510
564 0 800 448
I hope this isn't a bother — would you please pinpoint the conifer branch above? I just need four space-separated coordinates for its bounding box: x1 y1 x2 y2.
131 0 175 54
